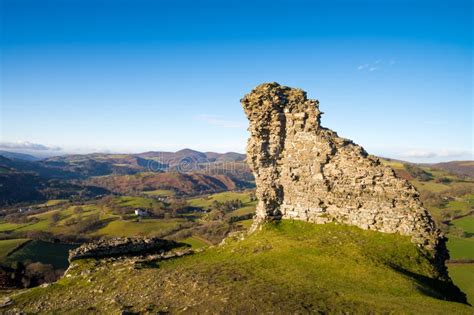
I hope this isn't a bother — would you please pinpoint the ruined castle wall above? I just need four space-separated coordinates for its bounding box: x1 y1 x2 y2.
242 83 448 277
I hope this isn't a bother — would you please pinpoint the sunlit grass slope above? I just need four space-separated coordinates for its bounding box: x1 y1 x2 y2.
8 221 470 314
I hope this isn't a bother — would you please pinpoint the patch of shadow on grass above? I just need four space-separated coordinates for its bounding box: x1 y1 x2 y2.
388 263 469 305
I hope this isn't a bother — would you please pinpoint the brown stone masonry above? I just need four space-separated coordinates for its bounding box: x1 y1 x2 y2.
241 82 449 278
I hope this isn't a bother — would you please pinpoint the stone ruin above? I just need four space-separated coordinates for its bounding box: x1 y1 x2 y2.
241 82 449 278
69 237 181 261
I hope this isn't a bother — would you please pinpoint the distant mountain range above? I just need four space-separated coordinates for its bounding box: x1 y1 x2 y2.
0 149 472 206
0 149 246 178
43 149 245 176
0 149 250 206
427 161 474 178
0 151 41 162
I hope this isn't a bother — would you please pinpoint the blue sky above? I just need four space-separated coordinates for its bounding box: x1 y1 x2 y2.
0 0 472 162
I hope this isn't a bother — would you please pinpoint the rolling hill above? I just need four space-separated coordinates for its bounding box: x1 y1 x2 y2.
0 151 40 162
429 161 474 179
0 150 250 205
86 172 254 196
4 221 470 313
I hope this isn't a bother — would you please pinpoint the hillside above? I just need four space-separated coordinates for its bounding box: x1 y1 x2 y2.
0 172 109 206
42 150 246 177
85 172 254 196
136 149 245 166
0 191 256 244
0 147 472 308
430 161 474 179
0 149 247 180
0 151 40 162
0 150 251 205
4 221 470 313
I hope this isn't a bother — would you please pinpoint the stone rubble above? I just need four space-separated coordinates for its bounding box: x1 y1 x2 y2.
68 237 181 262
242 82 449 278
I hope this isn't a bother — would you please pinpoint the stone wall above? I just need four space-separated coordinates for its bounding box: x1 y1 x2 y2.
242 82 449 278
69 237 179 261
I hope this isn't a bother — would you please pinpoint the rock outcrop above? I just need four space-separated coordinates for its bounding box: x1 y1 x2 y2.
68 237 180 261
242 82 449 278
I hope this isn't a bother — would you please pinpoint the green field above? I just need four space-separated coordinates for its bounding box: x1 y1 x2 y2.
380 159 405 169
426 194 474 225
452 216 474 234
8 221 471 314
143 189 175 197
447 237 474 260
180 236 209 249
15 218 51 232
115 196 161 209
228 202 257 217
0 196 167 237
93 218 185 237
44 200 68 207
412 180 453 193
188 191 256 222
0 222 26 232
448 264 474 305
4 240 77 269
0 239 29 259
442 194 474 267
237 219 253 229
188 191 252 209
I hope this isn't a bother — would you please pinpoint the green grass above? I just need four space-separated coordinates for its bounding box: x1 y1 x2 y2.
412 180 452 193
447 237 474 260
380 159 405 169
447 195 474 214
4 240 77 269
0 239 29 259
7 220 471 314
35 199 68 208
237 219 254 229
188 191 252 209
180 236 209 249
228 202 257 217
15 218 51 232
189 191 256 221
428 194 474 223
93 218 185 237
143 189 175 197
44 199 67 207
448 264 474 305
0 221 27 232
452 216 474 234
115 196 160 209
0 209 67 234
0 196 192 240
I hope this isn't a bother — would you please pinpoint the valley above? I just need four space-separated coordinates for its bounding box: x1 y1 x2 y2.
0 150 472 309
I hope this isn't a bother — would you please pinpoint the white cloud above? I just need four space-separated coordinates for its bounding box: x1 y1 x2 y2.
402 150 437 158
401 149 472 159
0 141 62 151
197 115 246 129
358 59 396 72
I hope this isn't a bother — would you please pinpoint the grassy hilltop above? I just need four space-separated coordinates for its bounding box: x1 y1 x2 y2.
5 221 470 313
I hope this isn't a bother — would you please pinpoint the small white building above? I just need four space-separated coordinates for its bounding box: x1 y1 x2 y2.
134 209 150 217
